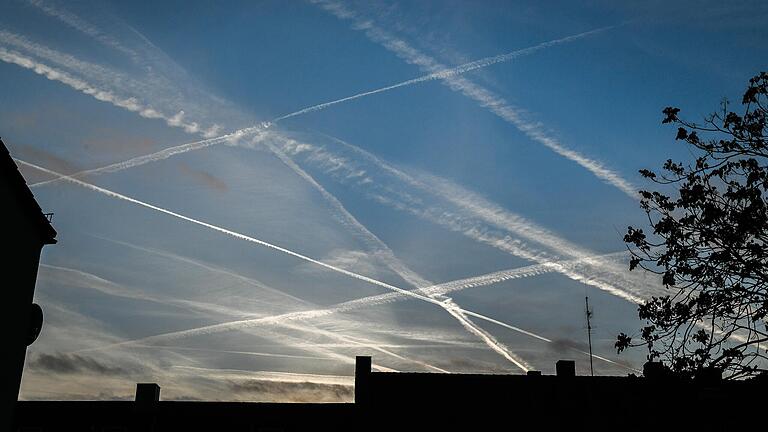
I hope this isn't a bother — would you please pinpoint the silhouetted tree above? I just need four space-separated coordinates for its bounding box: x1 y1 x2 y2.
617 72 768 379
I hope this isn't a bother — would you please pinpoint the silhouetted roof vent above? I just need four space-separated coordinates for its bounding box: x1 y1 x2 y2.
556 360 575 377
135 383 161 403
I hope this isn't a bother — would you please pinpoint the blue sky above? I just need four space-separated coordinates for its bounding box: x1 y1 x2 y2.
2 0 767 401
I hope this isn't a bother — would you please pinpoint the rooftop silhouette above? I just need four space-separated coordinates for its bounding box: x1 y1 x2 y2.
11 356 767 431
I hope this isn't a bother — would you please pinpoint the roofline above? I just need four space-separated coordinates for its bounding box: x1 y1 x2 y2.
0 138 58 244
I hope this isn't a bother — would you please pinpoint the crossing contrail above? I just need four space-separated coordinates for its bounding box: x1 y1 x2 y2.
99 237 452 372
25 25 610 188
7 39 651 305
312 0 637 197
28 125 269 188
263 139 528 370
78 246 636 372
443 301 532 372
5 20 637 371
3 32 530 368
266 134 656 303
0 45 212 135
272 25 614 123
18 159 571 369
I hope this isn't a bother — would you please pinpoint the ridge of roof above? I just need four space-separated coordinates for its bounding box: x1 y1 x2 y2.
0 138 57 244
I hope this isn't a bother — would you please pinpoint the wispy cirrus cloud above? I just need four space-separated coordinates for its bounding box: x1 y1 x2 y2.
262 133 661 303
3 13 542 369
24 0 141 61
27 352 139 377
4 3 651 383
19 160 548 371
310 0 637 198
273 24 616 122
0 45 207 134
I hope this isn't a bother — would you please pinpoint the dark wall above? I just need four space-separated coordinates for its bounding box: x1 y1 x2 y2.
0 177 47 432
14 402 357 432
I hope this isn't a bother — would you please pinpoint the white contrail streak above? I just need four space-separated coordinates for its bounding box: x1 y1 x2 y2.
268 135 655 304
7 33 648 305
263 139 528 370
272 25 614 123
40 262 428 370
18 159 563 368
3 34 527 369
5 23 637 370
312 0 637 197
6 27 650 303
98 237 451 373
23 22 603 189
79 246 636 372
324 133 649 271
0 46 209 135
25 0 141 61
0 28 233 137
443 301 532 372
28 126 269 188
39 263 266 318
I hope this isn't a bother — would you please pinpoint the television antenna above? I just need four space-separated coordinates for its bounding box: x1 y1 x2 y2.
585 296 594 376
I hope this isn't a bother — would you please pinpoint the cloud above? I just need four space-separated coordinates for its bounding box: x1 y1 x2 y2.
315 249 381 277
262 133 660 303
227 379 353 402
27 352 138 376
12 143 82 175
24 0 141 61
177 162 229 192
312 0 637 197
273 24 616 123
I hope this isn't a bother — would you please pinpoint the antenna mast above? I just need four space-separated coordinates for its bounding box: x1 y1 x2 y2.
585 296 594 376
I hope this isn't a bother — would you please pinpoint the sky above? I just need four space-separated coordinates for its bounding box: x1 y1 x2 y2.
2 0 767 402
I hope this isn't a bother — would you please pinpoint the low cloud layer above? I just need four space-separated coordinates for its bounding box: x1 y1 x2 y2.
27 352 138 377
227 379 353 402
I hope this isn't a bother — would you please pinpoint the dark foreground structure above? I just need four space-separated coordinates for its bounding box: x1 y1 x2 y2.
13 356 766 431
3 139 763 431
0 139 56 432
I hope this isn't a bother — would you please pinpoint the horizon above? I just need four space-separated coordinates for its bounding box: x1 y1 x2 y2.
2 0 767 402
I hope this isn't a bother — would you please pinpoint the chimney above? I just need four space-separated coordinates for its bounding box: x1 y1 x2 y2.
556 360 575 377
135 383 161 404
355 356 371 405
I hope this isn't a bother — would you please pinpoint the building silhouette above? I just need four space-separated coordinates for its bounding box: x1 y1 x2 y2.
2 140 763 431
0 139 56 432
12 356 766 431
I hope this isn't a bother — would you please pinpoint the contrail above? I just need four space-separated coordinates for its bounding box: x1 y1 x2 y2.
40 262 426 371
28 126 269 188
6 24 638 370
324 133 642 268
4 35 528 369
97 237 452 373
6 35 651 303
39 263 268 318
19 159 562 369
443 300 532 372
312 0 637 197
79 247 636 372
272 25 614 123
25 0 141 62
24 25 610 188
266 134 656 303
0 29 232 137
263 139 528 370
0 46 210 135
95 236 315 308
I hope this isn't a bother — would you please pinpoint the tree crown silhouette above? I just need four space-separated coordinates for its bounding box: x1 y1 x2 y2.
617 72 768 379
